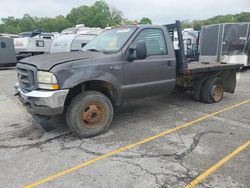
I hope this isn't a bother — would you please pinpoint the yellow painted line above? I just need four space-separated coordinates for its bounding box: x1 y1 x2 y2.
185 139 250 188
24 99 250 188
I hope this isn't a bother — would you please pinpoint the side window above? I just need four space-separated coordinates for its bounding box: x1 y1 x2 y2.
133 29 167 56
35 40 45 47
1 42 6 48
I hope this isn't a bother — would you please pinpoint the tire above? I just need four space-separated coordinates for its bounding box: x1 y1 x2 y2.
201 77 224 103
66 91 113 138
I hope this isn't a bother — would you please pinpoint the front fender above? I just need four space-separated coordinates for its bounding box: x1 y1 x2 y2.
55 68 122 104
61 69 121 89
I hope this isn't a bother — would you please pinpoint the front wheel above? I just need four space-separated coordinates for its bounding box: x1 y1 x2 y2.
66 91 113 138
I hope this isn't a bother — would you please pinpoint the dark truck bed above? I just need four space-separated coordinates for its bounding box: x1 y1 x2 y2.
186 62 241 74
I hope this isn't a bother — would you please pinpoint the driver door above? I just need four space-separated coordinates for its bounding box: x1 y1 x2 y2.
122 28 176 99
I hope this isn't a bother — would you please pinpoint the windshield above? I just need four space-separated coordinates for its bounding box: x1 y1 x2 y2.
61 28 77 34
19 33 32 38
82 27 136 53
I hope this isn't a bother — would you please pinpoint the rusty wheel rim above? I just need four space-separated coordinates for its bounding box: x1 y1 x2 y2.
80 102 106 128
213 84 223 102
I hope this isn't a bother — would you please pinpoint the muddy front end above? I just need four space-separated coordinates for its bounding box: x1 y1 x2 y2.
14 63 69 116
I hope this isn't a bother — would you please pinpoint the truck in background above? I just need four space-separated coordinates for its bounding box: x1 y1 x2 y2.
14 30 58 60
199 23 250 67
174 28 200 62
49 25 103 53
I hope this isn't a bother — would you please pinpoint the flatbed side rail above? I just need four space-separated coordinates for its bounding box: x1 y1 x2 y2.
164 20 187 74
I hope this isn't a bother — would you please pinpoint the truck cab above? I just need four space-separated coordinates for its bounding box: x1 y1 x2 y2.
15 21 242 138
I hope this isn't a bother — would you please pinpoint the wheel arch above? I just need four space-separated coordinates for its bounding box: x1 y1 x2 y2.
64 79 120 109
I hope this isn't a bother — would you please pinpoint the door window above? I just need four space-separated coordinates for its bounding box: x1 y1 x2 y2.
35 40 45 47
1 42 6 48
132 29 167 56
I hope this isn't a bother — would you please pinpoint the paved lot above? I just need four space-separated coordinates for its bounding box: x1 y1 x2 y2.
0 68 249 188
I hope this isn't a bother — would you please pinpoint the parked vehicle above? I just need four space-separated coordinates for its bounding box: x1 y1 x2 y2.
14 30 58 60
50 25 103 53
0 33 19 38
0 36 17 67
183 28 200 61
15 21 242 138
174 28 200 62
200 23 250 67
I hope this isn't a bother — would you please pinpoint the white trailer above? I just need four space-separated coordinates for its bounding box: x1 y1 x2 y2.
50 25 103 53
173 28 199 61
200 23 250 67
0 36 17 67
14 31 58 60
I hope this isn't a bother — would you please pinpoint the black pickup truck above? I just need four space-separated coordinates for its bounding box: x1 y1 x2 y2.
15 21 242 138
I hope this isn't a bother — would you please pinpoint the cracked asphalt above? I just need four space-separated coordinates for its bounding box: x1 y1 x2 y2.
0 68 249 188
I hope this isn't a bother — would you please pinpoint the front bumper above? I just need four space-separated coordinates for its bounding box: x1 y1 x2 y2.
15 83 69 116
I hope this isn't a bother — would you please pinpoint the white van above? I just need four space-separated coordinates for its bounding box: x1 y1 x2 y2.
50 25 103 53
14 30 58 60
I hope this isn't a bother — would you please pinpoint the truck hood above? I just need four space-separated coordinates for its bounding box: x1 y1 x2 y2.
20 51 105 70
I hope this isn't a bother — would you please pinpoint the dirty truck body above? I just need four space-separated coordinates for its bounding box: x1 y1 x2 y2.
15 21 242 138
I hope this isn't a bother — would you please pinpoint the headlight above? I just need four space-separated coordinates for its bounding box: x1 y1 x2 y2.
37 71 59 90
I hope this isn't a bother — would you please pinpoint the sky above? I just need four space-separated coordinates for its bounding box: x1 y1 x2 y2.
0 0 249 24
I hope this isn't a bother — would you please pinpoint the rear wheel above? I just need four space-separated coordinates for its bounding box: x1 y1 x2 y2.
66 91 113 138
201 77 224 103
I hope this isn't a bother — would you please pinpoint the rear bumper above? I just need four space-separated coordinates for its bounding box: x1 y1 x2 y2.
15 83 69 116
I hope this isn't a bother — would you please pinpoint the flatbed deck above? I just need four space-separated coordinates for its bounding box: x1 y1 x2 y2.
185 62 242 74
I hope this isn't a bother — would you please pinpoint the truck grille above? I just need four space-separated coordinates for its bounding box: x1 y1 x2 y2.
16 63 37 91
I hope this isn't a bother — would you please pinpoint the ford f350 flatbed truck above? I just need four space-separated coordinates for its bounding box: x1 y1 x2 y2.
15 21 242 138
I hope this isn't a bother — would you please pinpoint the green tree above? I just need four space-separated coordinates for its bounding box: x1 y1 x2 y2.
121 18 138 25
66 5 89 26
139 17 152 24
109 7 123 26
181 12 250 30
0 16 21 34
66 0 123 28
0 3 249 34
36 15 72 32
87 0 111 28
19 14 36 32
181 20 192 28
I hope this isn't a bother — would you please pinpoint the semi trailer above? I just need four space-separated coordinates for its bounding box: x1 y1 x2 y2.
0 36 17 67
200 22 250 67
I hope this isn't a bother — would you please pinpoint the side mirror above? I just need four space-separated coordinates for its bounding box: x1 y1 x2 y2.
127 41 147 61
136 41 147 59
